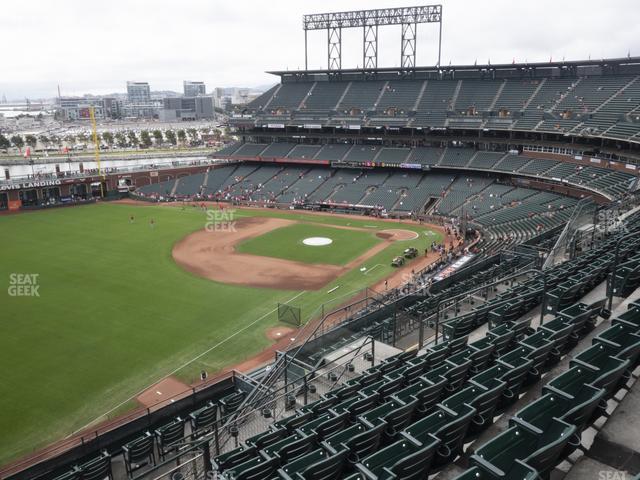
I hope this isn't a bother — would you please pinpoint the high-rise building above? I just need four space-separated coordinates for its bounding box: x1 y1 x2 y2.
126 81 151 103
183 81 206 97
159 96 214 121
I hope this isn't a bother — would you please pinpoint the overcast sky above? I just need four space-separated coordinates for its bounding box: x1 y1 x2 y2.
1 0 638 100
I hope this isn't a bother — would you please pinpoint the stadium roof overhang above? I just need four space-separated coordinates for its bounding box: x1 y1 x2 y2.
267 56 640 79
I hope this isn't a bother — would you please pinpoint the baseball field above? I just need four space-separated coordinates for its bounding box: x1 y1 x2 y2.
0 201 443 466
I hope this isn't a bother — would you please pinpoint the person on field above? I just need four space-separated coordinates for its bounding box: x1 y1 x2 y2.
129 215 134 223
150 218 155 229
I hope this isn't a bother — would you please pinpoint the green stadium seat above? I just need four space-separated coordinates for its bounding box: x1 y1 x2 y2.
386 360 427 385
189 401 217 435
613 305 640 330
545 358 629 401
332 393 380 423
360 376 404 400
571 343 633 388
470 418 576 479
360 398 418 441
391 374 447 416
53 452 113 480
356 435 439 480
322 423 385 463
558 301 603 338
594 323 640 367
512 385 605 455
449 336 470 356
442 378 507 437
487 325 516 358
349 370 382 389
425 341 452 367
466 337 497 375
298 412 349 440
220 391 246 416
262 432 318 465
538 317 575 362
452 461 539 480
471 358 532 410
402 404 476 466
246 427 288 450
500 341 554 385
122 432 155 477
301 397 340 415
442 351 473 393
504 318 534 341
328 383 361 401
154 417 186 460
214 444 258 472
225 456 279 480
443 314 477 341
520 330 559 370
278 448 349 480
273 411 314 433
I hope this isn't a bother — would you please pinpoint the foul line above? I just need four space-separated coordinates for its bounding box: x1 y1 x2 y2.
364 264 383 275
69 290 306 436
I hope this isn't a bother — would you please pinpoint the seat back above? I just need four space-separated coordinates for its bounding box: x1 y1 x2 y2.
524 419 576 476
561 385 605 431
307 397 339 415
190 402 217 433
347 394 380 422
278 435 317 465
466 342 496 374
214 445 257 471
444 355 472 391
383 399 418 437
414 375 447 413
313 413 349 440
300 449 349 480
433 405 476 463
276 411 314 433
470 379 507 432
79 453 112 480
378 376 404 399
123 433 154 466
155 418 186 453
247 427 287 449
389 436 438 480
345 423 385 462
234 457 278 480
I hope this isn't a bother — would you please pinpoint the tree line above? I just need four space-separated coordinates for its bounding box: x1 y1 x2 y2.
0 127 222 152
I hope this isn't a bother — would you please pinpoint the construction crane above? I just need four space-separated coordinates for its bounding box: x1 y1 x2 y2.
89 106 105 197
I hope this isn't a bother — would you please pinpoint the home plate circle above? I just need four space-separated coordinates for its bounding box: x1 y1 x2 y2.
303 237 333 246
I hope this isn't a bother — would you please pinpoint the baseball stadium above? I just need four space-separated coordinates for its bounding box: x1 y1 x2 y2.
3 4 640 480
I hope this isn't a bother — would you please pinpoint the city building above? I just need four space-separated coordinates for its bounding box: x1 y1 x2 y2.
159 96 214 121
56 97 106 121
126 81 151 103
56 96 123 121
183 81 206 97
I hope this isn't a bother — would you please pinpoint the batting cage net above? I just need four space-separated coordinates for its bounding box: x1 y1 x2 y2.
278 303 301 327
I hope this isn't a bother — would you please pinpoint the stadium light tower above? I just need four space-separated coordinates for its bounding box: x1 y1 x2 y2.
303 5 443 71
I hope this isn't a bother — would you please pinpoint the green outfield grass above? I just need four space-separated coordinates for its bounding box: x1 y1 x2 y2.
0 203 441 466
236 223 382 265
